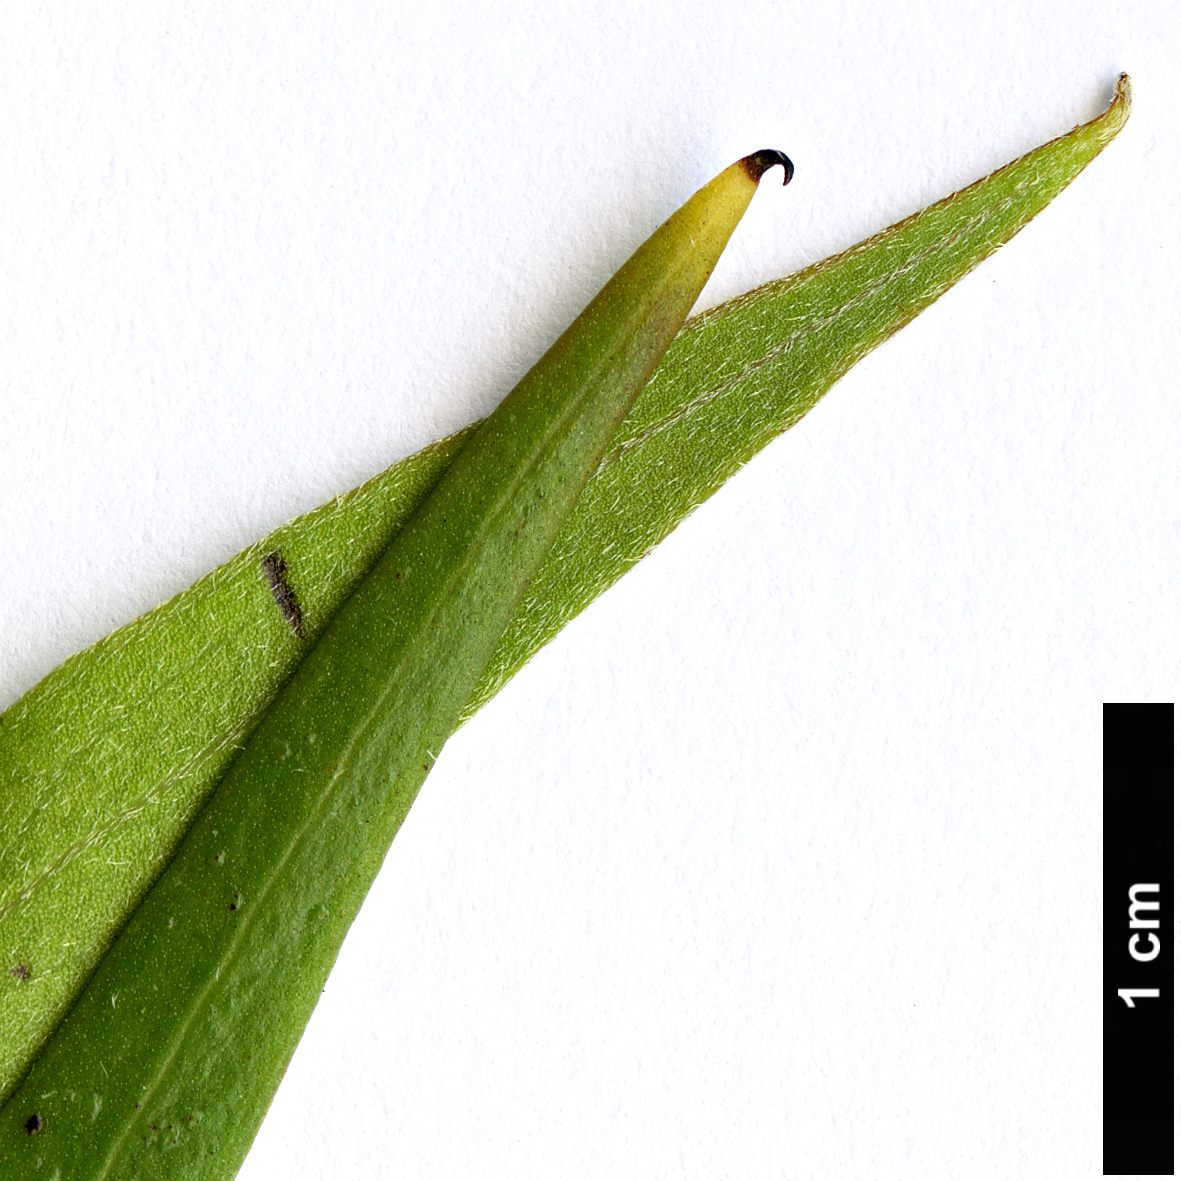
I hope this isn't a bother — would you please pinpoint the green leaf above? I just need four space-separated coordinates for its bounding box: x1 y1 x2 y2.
2 150 792 1178
0 75 1129 1110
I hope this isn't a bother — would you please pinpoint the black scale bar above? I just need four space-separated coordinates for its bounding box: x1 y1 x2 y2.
1104 703 1173 1176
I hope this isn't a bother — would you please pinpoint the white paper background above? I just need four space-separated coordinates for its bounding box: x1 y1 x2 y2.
1 3 1177 1178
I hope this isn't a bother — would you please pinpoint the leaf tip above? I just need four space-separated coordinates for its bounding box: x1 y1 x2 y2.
743 149 794 186
1112 72 1133 112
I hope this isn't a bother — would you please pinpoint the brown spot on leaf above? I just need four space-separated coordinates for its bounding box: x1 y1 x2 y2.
261 550 304 637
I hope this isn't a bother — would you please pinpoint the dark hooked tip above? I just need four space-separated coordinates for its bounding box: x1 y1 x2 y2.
743 149 794 186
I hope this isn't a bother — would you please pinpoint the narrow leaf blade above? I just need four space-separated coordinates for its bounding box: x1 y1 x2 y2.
0 76 1130 1105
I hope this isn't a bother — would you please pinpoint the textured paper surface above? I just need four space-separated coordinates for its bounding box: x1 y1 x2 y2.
1 3 1177 1177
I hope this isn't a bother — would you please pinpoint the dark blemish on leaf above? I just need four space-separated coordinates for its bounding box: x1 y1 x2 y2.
742 149 794 186
25 1113 43 1135
10 964 30 982
261 550 304 637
